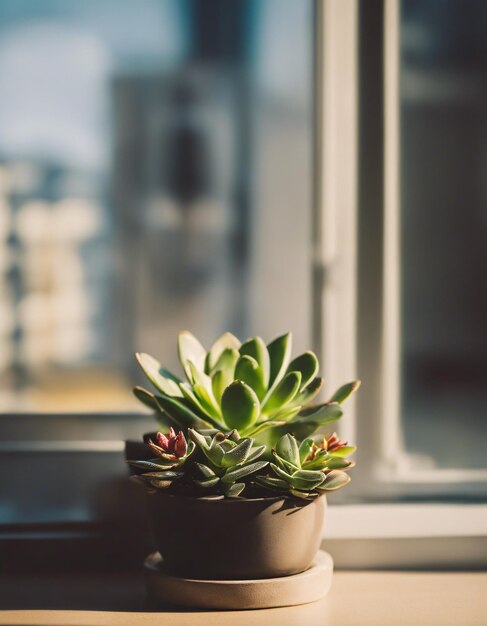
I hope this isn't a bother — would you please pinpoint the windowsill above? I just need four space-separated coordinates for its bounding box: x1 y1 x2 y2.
323 503 487 569
1 570 486 625
325 503 487 538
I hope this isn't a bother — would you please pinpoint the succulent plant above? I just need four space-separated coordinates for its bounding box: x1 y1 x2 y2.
188 429 268 498
129 428 195 488
130 428 268 498
255 433 355 499
134 331 360 449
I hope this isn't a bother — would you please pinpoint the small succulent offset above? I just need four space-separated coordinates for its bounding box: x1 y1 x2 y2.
188 429 268 498
134 330 360 447
130 427 269 498
255 433 355 499
129 428 196 488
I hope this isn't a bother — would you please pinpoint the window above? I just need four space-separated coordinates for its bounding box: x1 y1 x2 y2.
317 0 487 502
314 0 486 568
1 0 485 566
0 0 315 526
400 0 487 477
0 0 314 414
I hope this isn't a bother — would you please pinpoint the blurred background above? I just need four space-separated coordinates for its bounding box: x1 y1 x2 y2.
0 0 313 414
0 0 485 534
400 0 487 470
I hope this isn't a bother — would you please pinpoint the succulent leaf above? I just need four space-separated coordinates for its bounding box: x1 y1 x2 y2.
220 439 237 453
243 420 286 438
328 380 361 404
287 471 325 491
178 331 206 380
220 437 253 467
273 452 301 475
291 377 324 407
289 489 317 499
318 469 351 491
270 462 295 482
227 429 241 443
221 482 245 497
149 479 175 489
301 458 327 471
148 441 177 460
239 337 270 387
145 470 184 480
155 393 215 430
254 475 289 490
275 433 301 467
188 362 220 414
267 332 292 388
221 381 260 431
271 405 302 422
301 449 331 470
194 476 220 489
136 353 183 397
221 460 269 484
211 370 227 404
194 463 217 478
297 402 343 425
235 355 266 400
298 438 314 465
325 457 353 470
193 383 223 421
287 351 319 391
243 444 267 463
179 384 210 417
329 445 357 458
205 443 225 466
133 386 160 411
129 459 179 471
188 428 212 450
212 348 239 378
206 332 241 373
174 431 188 457
263 371 302 414
292 469 326 483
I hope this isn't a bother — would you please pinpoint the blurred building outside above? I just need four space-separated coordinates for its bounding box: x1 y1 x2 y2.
0 0 313 413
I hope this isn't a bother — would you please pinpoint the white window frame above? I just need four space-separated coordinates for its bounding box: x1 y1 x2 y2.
314 0 487 568
315 0 487 500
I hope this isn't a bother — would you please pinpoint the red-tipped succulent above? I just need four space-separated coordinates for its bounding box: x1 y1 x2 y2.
150 428 188 460
322 432 348 453
256 432 357 499
129 428 195 480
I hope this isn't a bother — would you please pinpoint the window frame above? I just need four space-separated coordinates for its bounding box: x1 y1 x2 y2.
315 0 487 501
312 0 487 569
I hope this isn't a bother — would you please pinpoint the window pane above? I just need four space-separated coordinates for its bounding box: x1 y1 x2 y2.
400 0 487 469
0 0 313 412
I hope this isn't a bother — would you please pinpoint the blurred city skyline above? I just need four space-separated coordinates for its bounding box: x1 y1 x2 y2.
0 0 314 411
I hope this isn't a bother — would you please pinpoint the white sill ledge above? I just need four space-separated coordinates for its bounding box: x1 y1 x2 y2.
325 503 487 539
323 503 487 569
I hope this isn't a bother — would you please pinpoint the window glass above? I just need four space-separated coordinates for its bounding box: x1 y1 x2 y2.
400 0 487 469
0 0 313 412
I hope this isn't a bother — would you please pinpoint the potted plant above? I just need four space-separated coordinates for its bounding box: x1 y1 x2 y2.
129 331 359 581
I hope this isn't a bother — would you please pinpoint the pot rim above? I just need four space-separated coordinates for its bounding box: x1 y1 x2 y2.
147 490 324 504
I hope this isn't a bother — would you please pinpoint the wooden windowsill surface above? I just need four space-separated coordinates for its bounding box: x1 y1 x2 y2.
1 571 486 626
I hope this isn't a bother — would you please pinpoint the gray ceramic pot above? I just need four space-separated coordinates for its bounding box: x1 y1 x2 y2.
146 490 326 580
